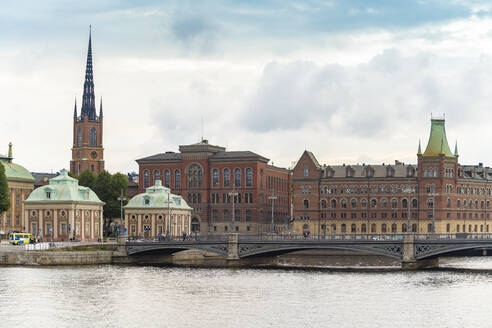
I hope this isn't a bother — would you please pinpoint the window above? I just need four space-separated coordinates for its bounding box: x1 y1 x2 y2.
381 199 387 208
341 199 347 208
381 224 387 233
331 199 337 208
391 199 397 209
246 168 253 187
351 199 357 208
412 199 418 208
371 224 377 233
371 199 377 208
164 170 170 187
402 199 408 208
304 167 309 177
361 224 367 233
90 127 97 147
341 224 346 233
447 198 451 208
321 200 327 209
361 199 367 208
351 224 356 233
153 169 161 185
174 170 181 188
46 192 51 199
234 168 241 187
213 169 219 187
303 200 309 209
246 210 252 221
224 168 230 187
143 170 150 188
77 128 82 147
223 210 230 221
212 210 218 220
391 223 397 233
188 164 203 188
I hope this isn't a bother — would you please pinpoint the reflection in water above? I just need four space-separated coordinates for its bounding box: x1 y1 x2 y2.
1 259 492 328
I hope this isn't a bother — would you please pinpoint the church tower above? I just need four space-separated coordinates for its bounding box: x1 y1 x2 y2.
70 27 105 176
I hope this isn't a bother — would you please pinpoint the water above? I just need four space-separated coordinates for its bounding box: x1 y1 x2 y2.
1 259 492 328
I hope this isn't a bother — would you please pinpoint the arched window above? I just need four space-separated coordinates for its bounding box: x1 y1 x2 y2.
213 169 219 187
321 200 327 209
153 169 160 185
303 199 309 209
371 199 377 208
164 170 170 187
223 210 229 221
341 199 347 208
246 168 253 187
351 224 356 233
391 223 397 233
457 199 461 208
90 127 97 147
402 199 408 208
427 199 434 208
188 164 203 188
174 170 181 188
361 224 367 233
361 199 367 208
412 224 417 232
224 168 230 187
381 199 387 208
447 198 451 208
77 128 83 147
402 223 407 233
143 170 150 188
391 199 398 209
234 168 241 187
381 224 387 233
427 223 433 233
371 224 377 233
331 199 337 208
412 199 418 208
351 199 357 208
341 224 346 233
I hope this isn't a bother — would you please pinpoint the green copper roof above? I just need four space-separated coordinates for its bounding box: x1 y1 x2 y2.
423 119 454 157
0 156 35 183
25 169 103 204
124 180 192 210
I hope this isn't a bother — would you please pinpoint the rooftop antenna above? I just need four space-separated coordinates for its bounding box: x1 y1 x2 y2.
201 116 204 142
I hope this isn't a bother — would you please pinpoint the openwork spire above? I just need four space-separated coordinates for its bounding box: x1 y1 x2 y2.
99 96 103 117
81 25 97 121
73 97 77 117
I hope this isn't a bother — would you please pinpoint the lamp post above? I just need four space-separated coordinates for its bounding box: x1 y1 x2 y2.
402 185 413 233
268 189 278 233
228 188 238 233
117 189 127 239
429 190 437 233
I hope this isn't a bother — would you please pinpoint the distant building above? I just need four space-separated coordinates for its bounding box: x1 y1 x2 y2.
126 172 140 198
70 28 105 176
292 118 492 235
31 172 59 189
24 169 104 241
0 143 35 234
136 140 291 235
124 180 192 237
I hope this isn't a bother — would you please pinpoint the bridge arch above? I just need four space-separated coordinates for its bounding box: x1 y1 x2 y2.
415 242 492 260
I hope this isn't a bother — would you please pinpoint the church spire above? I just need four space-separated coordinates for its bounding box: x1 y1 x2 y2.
73 97 78 117
99 96 103 117
81 25 96 121
417 140 422 155
454 141 459 157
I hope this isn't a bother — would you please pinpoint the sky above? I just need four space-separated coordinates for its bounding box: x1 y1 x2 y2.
2 0 492 174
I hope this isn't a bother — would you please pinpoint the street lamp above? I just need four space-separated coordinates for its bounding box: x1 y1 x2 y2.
268 189 278 233
228 188 238 233
402 185 413 233
117 189 127 239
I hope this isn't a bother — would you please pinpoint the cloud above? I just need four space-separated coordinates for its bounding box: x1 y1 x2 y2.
170 15 220 53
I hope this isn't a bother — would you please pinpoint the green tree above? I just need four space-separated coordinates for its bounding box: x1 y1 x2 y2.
93 171 128 235
78 170 96 190
0 163 10 214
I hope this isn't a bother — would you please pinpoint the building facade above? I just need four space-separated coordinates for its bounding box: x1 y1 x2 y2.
24 169 104 241
124 180 192 237
0 143 35 235
136 140 291 234
293 118 492 235
70 29 105 176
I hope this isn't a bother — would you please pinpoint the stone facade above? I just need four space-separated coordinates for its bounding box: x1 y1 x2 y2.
24 170 104 241
136 140 291 234
124 180 192 238
292 118 492 235
0 143 35 234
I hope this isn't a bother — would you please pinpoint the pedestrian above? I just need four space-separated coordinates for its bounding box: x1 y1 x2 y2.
182 232 186 241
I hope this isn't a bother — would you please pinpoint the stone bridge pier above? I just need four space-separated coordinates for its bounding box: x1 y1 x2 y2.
402 235 439 270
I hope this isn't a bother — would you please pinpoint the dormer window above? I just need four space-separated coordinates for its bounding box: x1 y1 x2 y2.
46 192 51 199
346 167 354 177
326 169 333 178
407 167 414 177
144 199 150 205
386 167 394 177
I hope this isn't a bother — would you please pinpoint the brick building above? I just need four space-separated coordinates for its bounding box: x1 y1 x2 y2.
70 28 105 176
293 118 492 235
136 140 291 234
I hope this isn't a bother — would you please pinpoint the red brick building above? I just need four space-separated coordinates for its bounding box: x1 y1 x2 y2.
293 118 492 235
70 29 105 176
136 140 291 234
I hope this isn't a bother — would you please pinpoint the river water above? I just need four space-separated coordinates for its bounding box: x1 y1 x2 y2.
1 258 492 328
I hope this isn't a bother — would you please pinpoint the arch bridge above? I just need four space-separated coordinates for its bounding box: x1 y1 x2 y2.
125 233 492 269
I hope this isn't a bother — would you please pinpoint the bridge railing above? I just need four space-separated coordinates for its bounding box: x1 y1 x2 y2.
238 234 405 242
126 234 229 243
414 233 492 240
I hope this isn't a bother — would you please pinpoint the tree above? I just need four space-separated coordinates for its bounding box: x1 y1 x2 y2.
93 171 128 236
78 170 96 190
0 163 10 215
